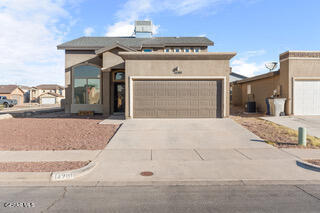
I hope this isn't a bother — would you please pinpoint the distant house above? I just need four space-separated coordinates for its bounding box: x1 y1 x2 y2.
18 85 32 103
30 84 65 104
230 72 247 82
0 85 24 105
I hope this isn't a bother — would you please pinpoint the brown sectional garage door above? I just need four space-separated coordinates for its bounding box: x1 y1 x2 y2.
133 79 222 118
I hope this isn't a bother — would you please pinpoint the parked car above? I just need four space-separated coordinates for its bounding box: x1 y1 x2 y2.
0 96 17 108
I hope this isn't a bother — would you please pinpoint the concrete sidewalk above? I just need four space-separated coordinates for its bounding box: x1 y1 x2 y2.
262 116 320 138
0 150 100 162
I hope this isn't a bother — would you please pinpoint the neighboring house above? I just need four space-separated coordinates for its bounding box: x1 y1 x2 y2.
31 84 65 104
231 51 320 115
0 85 24 105
18 85 32 103
57 21 236 118
229 72 247 83
39 92 64 104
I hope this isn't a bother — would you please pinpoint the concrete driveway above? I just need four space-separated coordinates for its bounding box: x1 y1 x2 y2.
263 116 320 138
78 118 320 184
107 118 272 150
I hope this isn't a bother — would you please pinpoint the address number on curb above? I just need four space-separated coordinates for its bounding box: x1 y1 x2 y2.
53 173 74 180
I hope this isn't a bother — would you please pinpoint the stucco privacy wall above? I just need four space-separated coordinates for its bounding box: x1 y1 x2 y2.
64 50 102 113
120 52 236 118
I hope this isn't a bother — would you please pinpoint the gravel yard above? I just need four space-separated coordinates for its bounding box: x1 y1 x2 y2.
232 116 320 149
0 161 89 172
0 118 119 151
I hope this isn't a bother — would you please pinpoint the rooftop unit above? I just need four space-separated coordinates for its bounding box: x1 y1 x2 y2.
134 20 153 38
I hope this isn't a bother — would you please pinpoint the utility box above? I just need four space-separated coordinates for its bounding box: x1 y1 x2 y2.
268 98 286 116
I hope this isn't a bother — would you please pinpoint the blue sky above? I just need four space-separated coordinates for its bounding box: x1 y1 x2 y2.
0 0 319 86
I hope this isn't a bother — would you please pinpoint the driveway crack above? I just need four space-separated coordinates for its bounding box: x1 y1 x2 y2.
44 186 67 212
193 149 204 160
234 149 252 160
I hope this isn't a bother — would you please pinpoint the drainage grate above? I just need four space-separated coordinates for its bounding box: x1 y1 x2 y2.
140 171 154 176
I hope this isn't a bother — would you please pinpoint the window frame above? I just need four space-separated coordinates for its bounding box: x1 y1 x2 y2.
112 71 125 83
164 48 171 53
184 48 190 53
194 48 200 53
72 63 102 105
174 48 181 53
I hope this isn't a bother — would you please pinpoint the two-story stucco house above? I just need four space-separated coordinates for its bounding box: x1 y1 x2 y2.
58 21 236 118
30 84 65 104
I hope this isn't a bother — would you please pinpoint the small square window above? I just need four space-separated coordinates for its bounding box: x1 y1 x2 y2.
143 49 152 52
195 48 200 53
175 48 180 52
165 48 170 52
184 48 190 53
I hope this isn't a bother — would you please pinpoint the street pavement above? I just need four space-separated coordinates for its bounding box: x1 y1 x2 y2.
0 185 319 212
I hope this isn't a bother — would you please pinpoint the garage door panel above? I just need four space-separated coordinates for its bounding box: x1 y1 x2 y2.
294 80 320 115
133 79 222 118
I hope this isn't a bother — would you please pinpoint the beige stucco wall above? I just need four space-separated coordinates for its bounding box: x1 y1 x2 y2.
124 58 231 118
64 50 102 113
282 57 320 115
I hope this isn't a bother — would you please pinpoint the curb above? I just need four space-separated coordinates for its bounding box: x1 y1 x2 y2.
51 161 96 181
0 114 13 120
296 160 320 172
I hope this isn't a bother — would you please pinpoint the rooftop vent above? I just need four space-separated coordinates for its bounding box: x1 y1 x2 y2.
134 20 153 38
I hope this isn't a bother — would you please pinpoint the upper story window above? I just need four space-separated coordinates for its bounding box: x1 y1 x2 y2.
73 65 101 105
143 49 153 52
184 48 190 53
174 48 181 53
165 48 171 53
194 48 200 53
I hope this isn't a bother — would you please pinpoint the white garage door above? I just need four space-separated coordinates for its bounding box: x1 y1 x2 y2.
294 80 320 115
41 97 56 104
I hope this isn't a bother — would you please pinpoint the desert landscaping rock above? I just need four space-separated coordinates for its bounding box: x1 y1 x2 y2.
0 118 119 150
0 161 89 172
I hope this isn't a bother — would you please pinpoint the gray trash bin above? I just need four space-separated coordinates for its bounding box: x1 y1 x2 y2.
269 98 286 116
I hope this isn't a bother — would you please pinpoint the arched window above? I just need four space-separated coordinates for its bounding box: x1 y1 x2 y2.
73 65 101 104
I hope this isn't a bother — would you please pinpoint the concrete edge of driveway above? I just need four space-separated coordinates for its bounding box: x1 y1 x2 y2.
1 179 320 187
296 160 320 172
0 114 13 120
51 161 96 181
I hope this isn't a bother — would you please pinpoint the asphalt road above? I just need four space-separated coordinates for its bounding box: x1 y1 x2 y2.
0 185 319 213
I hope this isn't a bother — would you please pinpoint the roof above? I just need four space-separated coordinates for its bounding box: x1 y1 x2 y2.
234 71 280 84
39 92 64 98
95 43 137 55
36 84 64 90
57 36 214 50
0 85 19 94
230 72 247 79
118 52 236 60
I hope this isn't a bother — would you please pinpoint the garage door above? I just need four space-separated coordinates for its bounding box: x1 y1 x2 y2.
294 80 320 115
41 97 56 104
133 80 222 118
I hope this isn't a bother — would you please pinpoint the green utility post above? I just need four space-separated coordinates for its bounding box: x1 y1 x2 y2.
298 127 307 146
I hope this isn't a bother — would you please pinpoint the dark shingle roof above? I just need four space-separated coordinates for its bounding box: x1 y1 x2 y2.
57 36 214 50
0 85 18 94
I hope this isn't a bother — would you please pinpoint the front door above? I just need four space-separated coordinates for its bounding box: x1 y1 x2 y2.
114 83 125 113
